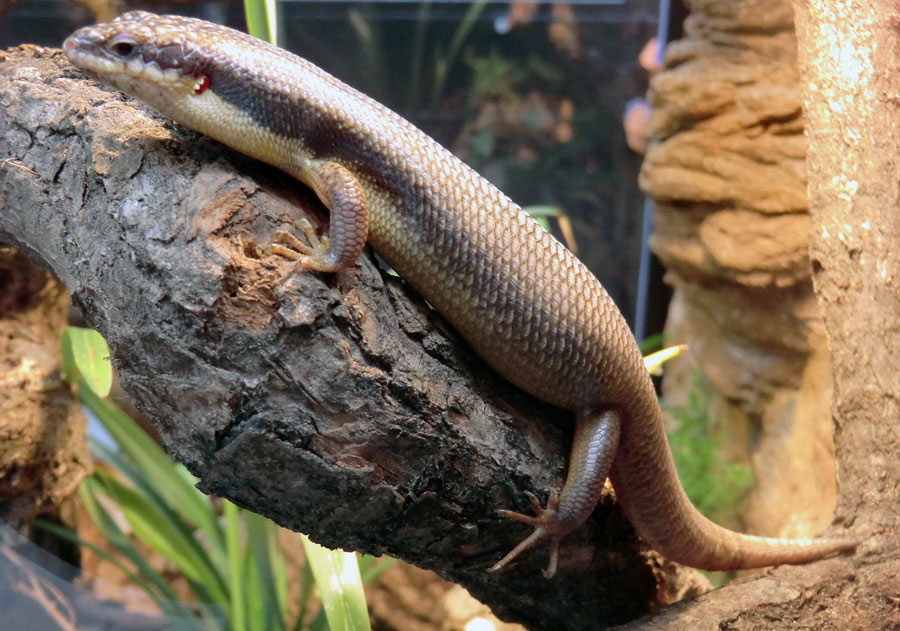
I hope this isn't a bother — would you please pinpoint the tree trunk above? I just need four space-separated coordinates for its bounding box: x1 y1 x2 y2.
794 0 900 560
614 0 900 627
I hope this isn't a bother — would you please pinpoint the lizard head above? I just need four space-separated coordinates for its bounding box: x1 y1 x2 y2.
63 12 223 104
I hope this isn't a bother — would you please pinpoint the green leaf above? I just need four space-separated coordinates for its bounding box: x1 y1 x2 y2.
225 501 247 631
432 0 488 104
665 372 754 523
643 344 687 376
79 386 227 566
244 0 278 45
94 470 229 605
310 609 329 631
269 525 289 622
91 442 229 604
293 549 316 631
82 470 226 629
357 555 395 585
77 480 182 604
60 326 112 397
244 510 287 631
300 536 371 631
638 331 665 355
523 206 578 252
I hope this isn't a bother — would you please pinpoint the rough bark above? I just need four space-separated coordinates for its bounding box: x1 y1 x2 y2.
0 45 662 629
794 0 900 579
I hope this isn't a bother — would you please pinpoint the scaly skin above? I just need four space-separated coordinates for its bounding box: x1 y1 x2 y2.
64 12 857 578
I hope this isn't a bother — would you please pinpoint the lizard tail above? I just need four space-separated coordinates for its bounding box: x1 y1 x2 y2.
608 374 857 570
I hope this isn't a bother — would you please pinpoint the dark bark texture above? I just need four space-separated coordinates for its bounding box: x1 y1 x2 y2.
0 45 663 629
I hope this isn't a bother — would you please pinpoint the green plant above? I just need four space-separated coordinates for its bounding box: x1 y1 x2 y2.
429 0 490 107
664 373 754 527
525 205 577 252
244 0 278 45
662 372 754 587
463 49 563 109
42 326 391 631
637 332 665 357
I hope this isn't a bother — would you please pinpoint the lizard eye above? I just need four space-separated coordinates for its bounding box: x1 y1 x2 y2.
107 34 138 59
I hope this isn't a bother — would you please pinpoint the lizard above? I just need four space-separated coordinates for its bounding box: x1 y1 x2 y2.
63 11 857 578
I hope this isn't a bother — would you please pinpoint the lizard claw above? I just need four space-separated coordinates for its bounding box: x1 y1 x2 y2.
270 220 334 272
489 490 564 578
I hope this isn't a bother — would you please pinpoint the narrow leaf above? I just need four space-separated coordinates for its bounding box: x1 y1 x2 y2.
358 555 395 585
225 501 247 631
78 481 182 603
244 0 278 45
60 326 112 397
300 536 371 631
244 511 286 631
293 548 316 631
524 205 578 252
644 344 687 375
96 470 229 605
80 385 226 561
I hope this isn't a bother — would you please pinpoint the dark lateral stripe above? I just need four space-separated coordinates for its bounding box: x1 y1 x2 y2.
202 51 442 221
205 56 367 168
180 31 482 266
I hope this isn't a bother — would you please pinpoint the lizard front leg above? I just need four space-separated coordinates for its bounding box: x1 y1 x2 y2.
272 159 369 273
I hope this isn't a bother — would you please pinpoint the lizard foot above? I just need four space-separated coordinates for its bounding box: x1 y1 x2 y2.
489 490 564 578
271 220 336 272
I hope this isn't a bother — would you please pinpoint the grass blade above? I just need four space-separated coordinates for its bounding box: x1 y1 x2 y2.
225 501 247 631
300 536 371 631
79 386 226 561
644 344 687 375
357 555 395 585
77 481 182 604
432 0 488 105
244 511 286 631
95 470 229 605
244 0 278 45
293 547 316 631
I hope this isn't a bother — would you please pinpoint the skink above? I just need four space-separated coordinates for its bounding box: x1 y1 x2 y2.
63 12 856 578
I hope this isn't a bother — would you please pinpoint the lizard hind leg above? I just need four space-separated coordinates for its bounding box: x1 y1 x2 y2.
489 408 622 578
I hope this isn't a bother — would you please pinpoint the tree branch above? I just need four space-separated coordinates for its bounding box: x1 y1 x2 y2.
0 45 666 628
